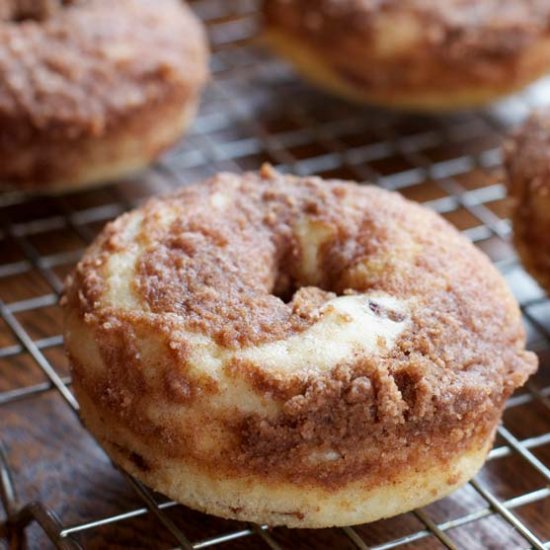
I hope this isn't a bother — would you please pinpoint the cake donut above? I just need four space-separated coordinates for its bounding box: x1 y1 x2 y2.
263 0 550 111
0 0 208 193
63 166 536 527
505 109 550 294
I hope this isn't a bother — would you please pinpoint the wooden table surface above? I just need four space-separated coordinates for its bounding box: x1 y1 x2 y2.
1 1 550 548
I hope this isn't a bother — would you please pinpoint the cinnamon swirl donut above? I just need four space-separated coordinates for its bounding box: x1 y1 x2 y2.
505 109 550 294
263 0 550 111
0 0 208 193
63 166 536 527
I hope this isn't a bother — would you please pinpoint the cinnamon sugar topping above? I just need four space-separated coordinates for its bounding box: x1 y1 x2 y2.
64 167 536 486
0 0 208 138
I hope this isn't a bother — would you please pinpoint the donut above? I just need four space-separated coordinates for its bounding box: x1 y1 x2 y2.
505 109 550 294
0 0 208 193
263 0 550 111
63 166 536 527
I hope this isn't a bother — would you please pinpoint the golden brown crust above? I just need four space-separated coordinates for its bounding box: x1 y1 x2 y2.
263 0 550 109
0 0 208 190
0 91 199 193
75 381 495 527
505 109 550 294
64 167 536 524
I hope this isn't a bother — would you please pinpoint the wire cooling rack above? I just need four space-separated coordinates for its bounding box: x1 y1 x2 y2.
1 1 550 548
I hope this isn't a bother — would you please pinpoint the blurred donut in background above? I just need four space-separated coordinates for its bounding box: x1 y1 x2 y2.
505 109 550 294
263 0 550 111
0 0 209 193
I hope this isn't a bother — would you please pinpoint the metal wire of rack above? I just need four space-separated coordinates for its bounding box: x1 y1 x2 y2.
1 0 550 548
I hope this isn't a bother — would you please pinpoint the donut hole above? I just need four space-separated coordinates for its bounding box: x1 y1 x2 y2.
275 286 297 304
271 272 302 304
272 276 337 305
270 217 343 305
271 264 341 313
